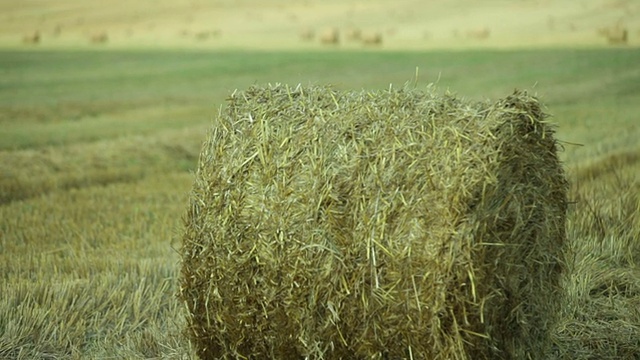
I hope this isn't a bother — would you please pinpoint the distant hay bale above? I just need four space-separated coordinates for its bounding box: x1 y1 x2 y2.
299 27 315 42
597 25 628 45
319 27 339 45
194 31 216 41
596 27 608 37
52 24 62 37
180 84 568 359
345 27 362 42
22 31 40 45
89 32 108 44
361 31 383 46
547 16 556 30
466 27 491 40
195 31 209 41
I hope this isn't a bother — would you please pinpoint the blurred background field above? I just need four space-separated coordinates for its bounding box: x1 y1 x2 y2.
1 0 639 358
1 0 640 49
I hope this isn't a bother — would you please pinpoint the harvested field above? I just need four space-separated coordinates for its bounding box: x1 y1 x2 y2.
1 45 638 359
552 152 640 359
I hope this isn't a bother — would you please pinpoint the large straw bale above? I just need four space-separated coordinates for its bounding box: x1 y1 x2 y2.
180 84 568 359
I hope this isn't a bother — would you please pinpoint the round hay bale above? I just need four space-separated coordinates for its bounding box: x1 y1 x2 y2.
466 27 491 40
345 27 362 42
319 27 339 45
605 26 628 45
361 31 383 46
180 84 568 359
299 27 315 42
22 31 41 45
89 32 108 44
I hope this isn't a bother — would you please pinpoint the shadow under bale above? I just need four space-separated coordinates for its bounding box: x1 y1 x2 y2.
180 84 568 359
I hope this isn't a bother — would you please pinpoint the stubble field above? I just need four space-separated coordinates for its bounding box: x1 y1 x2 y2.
1 48 639 359
1 1 640 358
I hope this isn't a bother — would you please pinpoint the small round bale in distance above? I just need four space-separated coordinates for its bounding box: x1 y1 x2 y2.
180 84 568 359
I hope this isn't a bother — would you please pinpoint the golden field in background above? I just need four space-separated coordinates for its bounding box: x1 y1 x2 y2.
1 0 640 50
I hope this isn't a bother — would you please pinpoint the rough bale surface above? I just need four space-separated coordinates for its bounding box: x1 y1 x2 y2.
180 84 568 359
